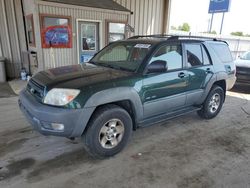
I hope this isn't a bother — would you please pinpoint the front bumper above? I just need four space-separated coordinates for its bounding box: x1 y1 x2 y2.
19 89 95 138
236 73 250 85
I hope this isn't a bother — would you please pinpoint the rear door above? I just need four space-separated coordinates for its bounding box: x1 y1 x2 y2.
142 43 188 118
184 43 214 106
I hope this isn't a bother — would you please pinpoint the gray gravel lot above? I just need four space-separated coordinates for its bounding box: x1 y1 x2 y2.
0 85 249 188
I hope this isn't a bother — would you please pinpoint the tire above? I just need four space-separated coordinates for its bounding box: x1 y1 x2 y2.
82 104 133 158
197 85 225 119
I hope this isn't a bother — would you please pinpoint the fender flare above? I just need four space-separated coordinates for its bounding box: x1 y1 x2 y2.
84 87 144 121
198 72 227 104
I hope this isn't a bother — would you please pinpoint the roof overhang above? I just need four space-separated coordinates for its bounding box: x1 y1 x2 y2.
41 0 132 14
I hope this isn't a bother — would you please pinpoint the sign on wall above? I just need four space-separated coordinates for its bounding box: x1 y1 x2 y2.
41 25 72 48
208 0 231 13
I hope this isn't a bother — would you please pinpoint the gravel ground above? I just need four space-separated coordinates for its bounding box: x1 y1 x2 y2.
0 85 249 188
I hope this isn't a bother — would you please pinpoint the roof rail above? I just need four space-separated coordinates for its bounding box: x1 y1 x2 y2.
128 34 172 39
128 34 228 45
167 35 218 41
128 34 220 41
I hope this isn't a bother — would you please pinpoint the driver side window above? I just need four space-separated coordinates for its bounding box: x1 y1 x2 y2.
149 44 183 71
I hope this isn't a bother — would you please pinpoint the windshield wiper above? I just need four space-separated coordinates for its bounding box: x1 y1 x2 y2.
90 62 131 72
103 64 132 72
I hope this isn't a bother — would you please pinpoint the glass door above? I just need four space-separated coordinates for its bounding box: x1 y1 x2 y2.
78 21 99 63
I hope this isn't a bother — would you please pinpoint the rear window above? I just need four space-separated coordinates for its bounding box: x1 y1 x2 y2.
210 43 233 63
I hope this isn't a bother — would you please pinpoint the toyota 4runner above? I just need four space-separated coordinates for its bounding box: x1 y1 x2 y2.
19 35 236 158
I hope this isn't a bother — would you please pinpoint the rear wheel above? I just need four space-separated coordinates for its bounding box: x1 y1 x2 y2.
197 85 225 119
82 105 132 158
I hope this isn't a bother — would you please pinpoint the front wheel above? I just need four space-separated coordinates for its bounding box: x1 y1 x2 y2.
82 105 132 158
197 85 225 119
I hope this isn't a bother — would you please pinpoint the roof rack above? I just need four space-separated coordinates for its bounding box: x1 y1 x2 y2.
168 35 218 41
128 34 228 45
128 34 218 41
128 34 173 39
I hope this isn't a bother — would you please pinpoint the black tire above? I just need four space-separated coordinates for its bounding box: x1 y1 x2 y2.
82 104 132 158
197 85 225 119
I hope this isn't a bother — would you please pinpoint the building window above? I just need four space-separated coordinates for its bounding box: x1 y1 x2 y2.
40 14 72 48
26 14 35 47
107 22 126 43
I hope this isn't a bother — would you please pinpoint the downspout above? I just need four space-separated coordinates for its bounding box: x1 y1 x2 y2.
162 0 171 34
21 0 29 51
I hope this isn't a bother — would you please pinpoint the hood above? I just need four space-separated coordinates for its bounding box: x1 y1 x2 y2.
32 63 134 89
234 59 250 68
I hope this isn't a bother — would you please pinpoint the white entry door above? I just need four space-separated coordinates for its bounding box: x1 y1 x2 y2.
78 21 99 63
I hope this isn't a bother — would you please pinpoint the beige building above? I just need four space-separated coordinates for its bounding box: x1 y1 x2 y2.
0 0 171 79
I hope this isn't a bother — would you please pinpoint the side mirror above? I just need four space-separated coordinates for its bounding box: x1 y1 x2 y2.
147 60 167 73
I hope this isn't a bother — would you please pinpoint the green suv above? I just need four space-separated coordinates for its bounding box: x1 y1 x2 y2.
19 35 236 158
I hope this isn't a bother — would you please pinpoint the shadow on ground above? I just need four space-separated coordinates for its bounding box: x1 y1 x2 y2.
0 83 17 98
231 84 250 94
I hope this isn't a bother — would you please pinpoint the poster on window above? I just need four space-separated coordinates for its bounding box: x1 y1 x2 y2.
41 26 72 48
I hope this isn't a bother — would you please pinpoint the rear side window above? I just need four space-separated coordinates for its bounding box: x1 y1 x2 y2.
210 43 233 63
185 44 203 67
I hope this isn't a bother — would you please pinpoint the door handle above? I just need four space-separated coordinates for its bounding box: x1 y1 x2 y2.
226 66 231 73
206 68 213 74
178 72 186 78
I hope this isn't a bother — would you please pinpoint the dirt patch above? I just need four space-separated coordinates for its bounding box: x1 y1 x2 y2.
27 149 99 183
0 83 17 98
177 169 214 188
210 129 248 155
0 158 35 181
0 138 29 158
0 127 32 138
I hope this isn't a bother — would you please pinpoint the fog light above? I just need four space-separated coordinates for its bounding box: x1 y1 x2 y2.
51 123 64 131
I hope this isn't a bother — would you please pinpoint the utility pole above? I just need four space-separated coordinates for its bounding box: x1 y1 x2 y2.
220 12 225 34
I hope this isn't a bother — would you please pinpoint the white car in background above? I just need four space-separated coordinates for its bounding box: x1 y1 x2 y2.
235 51 250 85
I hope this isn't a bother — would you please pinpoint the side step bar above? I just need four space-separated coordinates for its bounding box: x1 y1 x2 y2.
138 106 202 127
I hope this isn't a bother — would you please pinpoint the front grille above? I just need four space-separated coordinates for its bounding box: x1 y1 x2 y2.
27 79 45 102
236 67 250 75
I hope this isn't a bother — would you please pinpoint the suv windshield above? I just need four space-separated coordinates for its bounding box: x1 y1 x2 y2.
90 41 152 72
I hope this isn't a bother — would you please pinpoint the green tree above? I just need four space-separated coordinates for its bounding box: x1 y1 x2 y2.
210 30 217 34
178 23 190 32
231 31 244 36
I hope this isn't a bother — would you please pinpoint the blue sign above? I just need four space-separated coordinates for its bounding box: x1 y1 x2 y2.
208 0 230 13
80 54 93 63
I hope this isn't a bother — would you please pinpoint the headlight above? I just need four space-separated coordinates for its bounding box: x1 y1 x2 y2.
44 88 80 106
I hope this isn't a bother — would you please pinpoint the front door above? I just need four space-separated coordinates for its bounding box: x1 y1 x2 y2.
142 43 188 119
78 21 99 63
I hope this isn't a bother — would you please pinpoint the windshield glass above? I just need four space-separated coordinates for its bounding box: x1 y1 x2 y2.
91 41 152 71
241 52 250 60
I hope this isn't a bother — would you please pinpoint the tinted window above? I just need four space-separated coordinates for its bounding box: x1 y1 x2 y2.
210 43 233 63
202 45 211 65
149 44 182 71
186 44 203 67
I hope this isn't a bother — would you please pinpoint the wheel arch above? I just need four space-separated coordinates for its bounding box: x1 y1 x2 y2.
81 87 143 135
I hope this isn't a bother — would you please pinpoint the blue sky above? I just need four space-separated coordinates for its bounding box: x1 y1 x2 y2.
169 0 250 35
